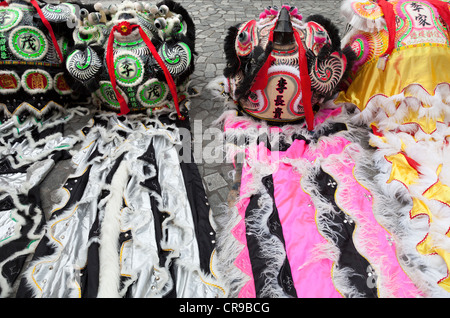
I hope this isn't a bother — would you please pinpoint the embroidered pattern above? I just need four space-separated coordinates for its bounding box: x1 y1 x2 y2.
41 3 76 24
66 47 102 82
158 42 192 77
396 0 449 46
351 1 384 20
0 70 20 93
0 7 23 33
53 72 72 95
235 20 258 57
137 78 169 108
9 26 48 61
113 52 144 87
74 25 102 44
21 69 52 94
309 51 348 96
98 81 127 109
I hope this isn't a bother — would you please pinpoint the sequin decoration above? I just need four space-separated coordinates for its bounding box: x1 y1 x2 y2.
53 72 72 95
66 46 102 82
235 20 258 57
98 81 128 109
348 30 388 72
158 42 192 77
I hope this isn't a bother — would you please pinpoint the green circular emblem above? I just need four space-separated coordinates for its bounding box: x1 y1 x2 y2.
98 81 127 108
137 79 169 108
114 52 144 87
0 8 22 32
10 26 47 60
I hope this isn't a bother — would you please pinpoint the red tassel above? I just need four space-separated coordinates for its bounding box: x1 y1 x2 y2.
30 0 64 62
106 25 130 115
250 24 275 92
293 29 314 131
137 26 184 120
377 0 396 57
250 55 275 91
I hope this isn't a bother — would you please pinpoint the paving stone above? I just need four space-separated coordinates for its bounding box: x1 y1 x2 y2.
204 172 228 192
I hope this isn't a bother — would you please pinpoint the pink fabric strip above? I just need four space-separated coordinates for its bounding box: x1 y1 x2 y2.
225 110 350 298
233 160 256 298
322 150 423 298
273 138 354 297
273 160 343 297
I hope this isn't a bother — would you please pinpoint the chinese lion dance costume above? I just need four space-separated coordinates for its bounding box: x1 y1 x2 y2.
211 0 450 298
1 0 227 298
335 0 450 297
0 0 86 298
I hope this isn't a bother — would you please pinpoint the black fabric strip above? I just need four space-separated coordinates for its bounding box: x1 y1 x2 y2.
180 159 216 275
79 190 104 298
1 148 71 297
245 174 297 298
105 152 126 185
262 176 297 297
314 168 378 298
50 165 92 220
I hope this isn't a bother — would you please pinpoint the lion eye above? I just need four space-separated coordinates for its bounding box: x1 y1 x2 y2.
154 17 167 30
238 31 250 44
158 5 169 15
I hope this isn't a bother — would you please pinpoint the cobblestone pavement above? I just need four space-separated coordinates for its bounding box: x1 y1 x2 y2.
40 0 348 218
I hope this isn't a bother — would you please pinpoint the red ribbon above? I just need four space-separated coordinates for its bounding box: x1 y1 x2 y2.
294 29 314 131
250 24 275 92
250 25 314 130
378 0 450 57
424 0 450 29
30 0 64 62
106 23 184 119
377 0 396 57
0 1 8 7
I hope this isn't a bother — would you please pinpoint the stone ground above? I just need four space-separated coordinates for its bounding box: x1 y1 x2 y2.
40 0 348 218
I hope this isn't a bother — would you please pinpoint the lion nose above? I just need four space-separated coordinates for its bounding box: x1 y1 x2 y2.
273 7 294 46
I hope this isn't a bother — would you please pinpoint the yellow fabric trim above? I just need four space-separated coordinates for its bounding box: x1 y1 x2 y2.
403 109 445 135
385 153 420 187
423 180 450 206
410 197 433 222
335 44 450 110
416 233 450 293
416 234 434 256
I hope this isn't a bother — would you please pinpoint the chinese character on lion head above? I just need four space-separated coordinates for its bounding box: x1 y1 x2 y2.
222 4 355 130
